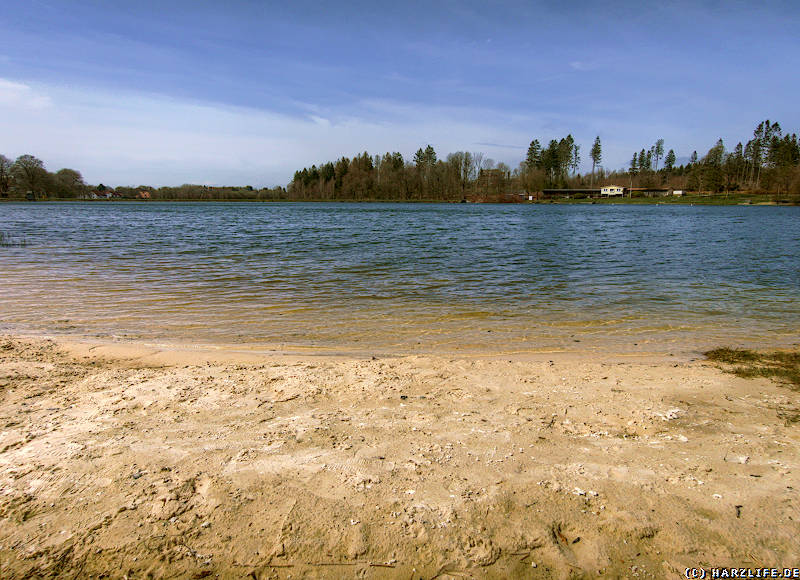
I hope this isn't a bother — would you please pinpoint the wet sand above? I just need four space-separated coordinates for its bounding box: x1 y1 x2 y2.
0 336 798 579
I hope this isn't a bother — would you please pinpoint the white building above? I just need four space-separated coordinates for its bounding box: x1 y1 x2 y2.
673 190 684 196
601 185 625 197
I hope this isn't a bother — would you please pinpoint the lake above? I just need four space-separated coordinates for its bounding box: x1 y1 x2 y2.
1 202 798 354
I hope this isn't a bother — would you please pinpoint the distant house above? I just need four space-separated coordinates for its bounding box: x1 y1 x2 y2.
672 190 684 196
601 185 625 197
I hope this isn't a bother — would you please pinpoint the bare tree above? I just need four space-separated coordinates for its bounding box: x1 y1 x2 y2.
470 152 484 180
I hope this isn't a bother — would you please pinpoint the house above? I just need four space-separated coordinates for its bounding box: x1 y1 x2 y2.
672 190 684 196
601 185 625 197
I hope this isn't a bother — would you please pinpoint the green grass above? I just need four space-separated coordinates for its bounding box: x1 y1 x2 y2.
705 347 800 390
551 193 800 206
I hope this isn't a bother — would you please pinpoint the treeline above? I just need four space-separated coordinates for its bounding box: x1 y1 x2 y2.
0 153 287 201
288 136 580 201
289 120 800 200
4 120 800 203
0 154 87 199
289 147 503 202
624 120 800 193
289 137 579 201
110 184 287 201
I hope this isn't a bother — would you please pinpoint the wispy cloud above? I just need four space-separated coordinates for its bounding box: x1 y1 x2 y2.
569 61 593 72
473 142 524 150
309 115 331 127
0 79 53 110
0 78 540 187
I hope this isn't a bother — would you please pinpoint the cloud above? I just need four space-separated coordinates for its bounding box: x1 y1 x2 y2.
0 78 541 187
1 76 716 187
0 79 53 110
309 115 331 127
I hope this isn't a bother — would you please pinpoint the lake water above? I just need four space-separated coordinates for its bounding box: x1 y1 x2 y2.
1 202 798 354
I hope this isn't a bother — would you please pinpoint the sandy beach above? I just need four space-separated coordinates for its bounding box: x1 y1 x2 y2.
0 335 798 579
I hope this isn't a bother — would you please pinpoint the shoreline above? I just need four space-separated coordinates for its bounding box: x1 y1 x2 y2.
2 194 800 206
7 329 791 366
1 334 798 578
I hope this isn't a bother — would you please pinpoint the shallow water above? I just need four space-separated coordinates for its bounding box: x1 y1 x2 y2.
1 202 798 354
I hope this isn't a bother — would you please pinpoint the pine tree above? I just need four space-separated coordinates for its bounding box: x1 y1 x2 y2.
664 149 676 172
423 145 437 166
570 141 580 175
654 139 664 171
526 140 542 169
543 140 559 185
703 139 725 192
629 152 639 194
413 148 425 169
557 137 571 183
590 136 602 188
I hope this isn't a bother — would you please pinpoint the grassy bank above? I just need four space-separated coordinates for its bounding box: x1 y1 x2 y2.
544 192 800 206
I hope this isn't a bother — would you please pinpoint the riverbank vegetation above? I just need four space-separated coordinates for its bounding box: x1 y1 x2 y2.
2 120 799 203
287 120 799 202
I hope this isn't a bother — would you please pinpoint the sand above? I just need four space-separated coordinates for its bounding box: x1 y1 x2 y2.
0 335 798 579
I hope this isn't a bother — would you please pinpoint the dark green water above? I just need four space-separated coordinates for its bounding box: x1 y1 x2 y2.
1 202 798 353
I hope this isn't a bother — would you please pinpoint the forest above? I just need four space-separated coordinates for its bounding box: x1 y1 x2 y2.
1 120 798 202
287 120 800 201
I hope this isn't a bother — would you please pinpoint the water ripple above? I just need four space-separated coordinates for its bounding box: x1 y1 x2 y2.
1 202 799 352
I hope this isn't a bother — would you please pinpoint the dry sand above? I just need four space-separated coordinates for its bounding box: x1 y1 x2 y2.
0 336 798 579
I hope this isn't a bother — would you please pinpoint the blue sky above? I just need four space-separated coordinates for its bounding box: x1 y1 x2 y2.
1 0 798 187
